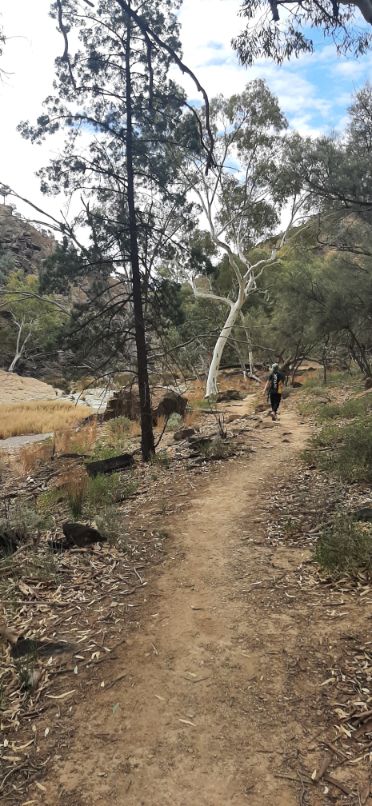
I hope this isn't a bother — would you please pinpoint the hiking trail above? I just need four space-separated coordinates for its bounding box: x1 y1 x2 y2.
41 407 339 805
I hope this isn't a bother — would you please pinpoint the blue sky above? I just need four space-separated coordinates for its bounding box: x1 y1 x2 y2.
179 0 372 138
0 0 371 221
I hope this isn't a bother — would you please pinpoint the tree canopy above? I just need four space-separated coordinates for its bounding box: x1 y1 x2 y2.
234 0 372 65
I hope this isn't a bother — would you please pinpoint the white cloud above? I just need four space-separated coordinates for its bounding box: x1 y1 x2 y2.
0 0 370 226
0 0 63 221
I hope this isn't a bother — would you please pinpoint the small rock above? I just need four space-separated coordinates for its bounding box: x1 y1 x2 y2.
353 507 372 522
225 414 242 423
174 427 197 442
216 389 244 402
62 522 107 547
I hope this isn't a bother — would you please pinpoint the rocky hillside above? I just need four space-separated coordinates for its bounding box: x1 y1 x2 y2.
0 204 55 276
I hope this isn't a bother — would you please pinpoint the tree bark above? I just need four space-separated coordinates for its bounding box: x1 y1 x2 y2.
125 7 155 461
206 299 243 397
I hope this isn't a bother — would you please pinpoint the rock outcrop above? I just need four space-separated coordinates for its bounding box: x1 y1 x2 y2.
0 204 55 276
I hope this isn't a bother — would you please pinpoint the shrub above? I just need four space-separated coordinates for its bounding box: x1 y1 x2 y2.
54 421 97 455
85 473 121 511
150 450 170 468
106 416 131 438
199 437 231 460
0 504 51 555
65 471 88 519
166 413 183 431
309 416 372 482
315 515 372 576
318 396 371 422
18 439 54 474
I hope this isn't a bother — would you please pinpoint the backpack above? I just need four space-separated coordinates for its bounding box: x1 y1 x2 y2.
270 372 284 394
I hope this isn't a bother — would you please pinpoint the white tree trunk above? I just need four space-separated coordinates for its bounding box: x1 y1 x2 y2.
206 300 243 396
8 317 32 373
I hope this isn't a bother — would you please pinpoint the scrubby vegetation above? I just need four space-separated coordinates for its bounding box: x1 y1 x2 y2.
315 515 372 577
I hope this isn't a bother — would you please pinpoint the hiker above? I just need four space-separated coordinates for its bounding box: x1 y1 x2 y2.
264 362 285 420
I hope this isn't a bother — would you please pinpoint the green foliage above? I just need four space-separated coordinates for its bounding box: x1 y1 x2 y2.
151 450 170 468
67 478 87 520
233 0 372 66
1 504 51 542
37 488 63 514
315 515 372 577
199 437 231 460
64 471 137 520
309 415 372 482
106 417 131 438
0 270 65 370
166 413 183 430
94 506 122 545
85 474 122 511
318 396 372 422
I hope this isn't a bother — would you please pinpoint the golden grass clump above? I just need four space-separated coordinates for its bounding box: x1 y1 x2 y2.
0 400 92 440
18 441 54 475
54 420 97 454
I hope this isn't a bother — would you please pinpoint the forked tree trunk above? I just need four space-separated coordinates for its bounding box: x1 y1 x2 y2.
8 316 32 373
206 299 243 397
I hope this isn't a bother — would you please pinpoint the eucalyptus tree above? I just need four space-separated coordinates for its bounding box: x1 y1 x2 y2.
19 0 202 460
280 83 372 253
183 80 303 397
234 0 372 65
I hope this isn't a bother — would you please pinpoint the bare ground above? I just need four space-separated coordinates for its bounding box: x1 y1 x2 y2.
15 404 372 805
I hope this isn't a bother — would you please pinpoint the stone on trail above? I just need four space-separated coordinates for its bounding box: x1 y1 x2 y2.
62 522 107 548
353 506 372 522
174 427 197 442
216 389 244 402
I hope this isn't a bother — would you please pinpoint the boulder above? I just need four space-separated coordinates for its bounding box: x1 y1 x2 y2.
156 390 188 420
365 377 372 390
216 389 244 402
104 387 141 421
174 427 197 442
62 522 107 548
0 528 20 556
353 506 372 522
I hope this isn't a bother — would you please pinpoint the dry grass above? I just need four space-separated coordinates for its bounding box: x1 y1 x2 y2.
183 410 199 428
54 421 97 454
17 441 54 475
0 400 91 440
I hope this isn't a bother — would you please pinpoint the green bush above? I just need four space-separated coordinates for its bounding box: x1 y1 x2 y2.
199 437 231 460
0 504 51 546
318 396 371 422
85 473 121 510
90 442 123 461
150 450 170 468
308 415 372 482
315 515 372 576
166 413 183 430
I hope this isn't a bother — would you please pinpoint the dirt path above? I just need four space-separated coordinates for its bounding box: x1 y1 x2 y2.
39 406 331 806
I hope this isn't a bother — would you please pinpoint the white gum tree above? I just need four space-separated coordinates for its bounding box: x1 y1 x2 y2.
186 80 303 397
